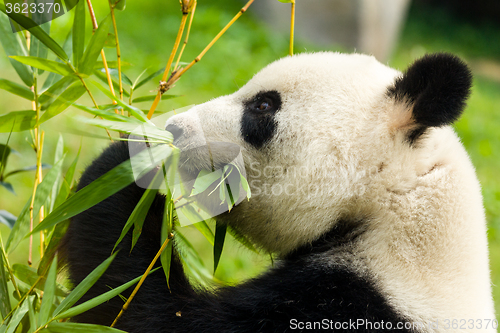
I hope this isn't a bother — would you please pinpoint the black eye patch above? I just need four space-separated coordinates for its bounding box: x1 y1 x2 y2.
241 90 282 148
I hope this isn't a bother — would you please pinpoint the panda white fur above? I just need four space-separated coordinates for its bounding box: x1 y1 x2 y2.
61 52 496 332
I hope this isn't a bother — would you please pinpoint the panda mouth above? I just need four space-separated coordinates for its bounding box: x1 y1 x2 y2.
176 141 242 182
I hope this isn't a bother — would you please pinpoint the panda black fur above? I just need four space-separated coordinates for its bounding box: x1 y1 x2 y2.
60 52 495 332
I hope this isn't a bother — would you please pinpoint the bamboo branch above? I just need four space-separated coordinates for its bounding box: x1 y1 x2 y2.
147 4 190 119
149 0 255 111
110 234 173 327
173 0 197 72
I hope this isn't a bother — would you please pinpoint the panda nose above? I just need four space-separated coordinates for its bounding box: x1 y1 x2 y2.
165 123 184 141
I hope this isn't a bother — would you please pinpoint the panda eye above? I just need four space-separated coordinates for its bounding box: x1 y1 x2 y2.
246 91 282 114
256 98 272 111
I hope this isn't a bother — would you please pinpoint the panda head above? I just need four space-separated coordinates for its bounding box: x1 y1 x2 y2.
165 52 472 255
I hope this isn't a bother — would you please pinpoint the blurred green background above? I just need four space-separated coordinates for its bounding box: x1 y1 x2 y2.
0 0 499 315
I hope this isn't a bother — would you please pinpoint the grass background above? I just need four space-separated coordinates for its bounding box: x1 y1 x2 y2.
0 0 499 315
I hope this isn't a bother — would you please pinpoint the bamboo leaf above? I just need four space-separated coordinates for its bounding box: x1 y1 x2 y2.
0 243 11 319
29 0 51 75
3 163 51 179
5 157 65 253
38 256 57 325
213 223 227 273
73 0 85 68
0 79 34 100
227 225 258 254
77 117 172 143
42 31 73 91
133 67 164 90
0 4 69 61
29 144 172 235
9 56 73 76
53 268 160 320
132 94 180 103
37 221 68 277
5 297 28 333
0 210 16 229
161 194 174 287
0 110 36 133
192 221 214 246
40 322 127 333
39 76 78 110
52 253 117 318
0 181 15 194
12 264 67 297
78 14 112 75
90 80 148 122
190 169 223 196
93 69 129 97
39 82 86 123
27 295 37 333
0 11 33 86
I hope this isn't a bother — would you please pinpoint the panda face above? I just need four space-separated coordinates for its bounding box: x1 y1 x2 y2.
165 52 473 255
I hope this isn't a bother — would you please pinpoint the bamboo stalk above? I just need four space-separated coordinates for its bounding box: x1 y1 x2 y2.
110 5 124 104
37 131 45 259
147 10 189 119
151 0 255 106
110 234 173 327
289 0 295 56
87 0 119 114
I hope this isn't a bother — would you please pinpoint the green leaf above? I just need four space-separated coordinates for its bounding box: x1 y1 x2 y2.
132 94 180 103
108 68 132 86
191 169 223 196
213 223 227 273
192 221 214 246
39 256 58 325
49 135 64 212
0 143 12 169
12 264 67 297
30 144 172 235
0 79 34 100
37 221 68 277
39 76 78 110
29 0 51 75
5 157 65 253
0 243 11 319
54 268 160 320
3 163 51 179
113 170 161 253
0 181 15 194
0 210 17 229
133 67 164 90
93 69 130 97
103 33 116 48
73 0 85 68
161 193 174 287
0 4 69 61
5 298 28 333
227 225 258 254
0 12 33 86
94 61 131 70
77 117 172 143
276 0 293 2
174 230 213 282
9 56 73 76
0 110 36 133
39 82 86 123
78 14 112 75
90 80 148 121
40 322 127 333
27 295 37 333
41 31 73 92
52 253 117 318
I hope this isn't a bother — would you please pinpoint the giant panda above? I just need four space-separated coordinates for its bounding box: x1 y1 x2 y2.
60 52 496 332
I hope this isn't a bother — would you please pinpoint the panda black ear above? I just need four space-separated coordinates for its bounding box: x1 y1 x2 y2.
387 53 472 142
